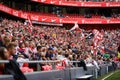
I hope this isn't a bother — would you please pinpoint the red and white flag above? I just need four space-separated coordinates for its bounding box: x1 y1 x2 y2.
28 15 32 27
70 23 79 31
92 29 104 55
27 15 33 33
99 46 105 54
92 29 100 36
96 32 104 41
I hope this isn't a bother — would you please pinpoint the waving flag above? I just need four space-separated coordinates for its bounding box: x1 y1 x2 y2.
99 46 105 54
92 29 104 55
92 29 100 36
27 15 33 33
96 32 104 41
70 23 79 31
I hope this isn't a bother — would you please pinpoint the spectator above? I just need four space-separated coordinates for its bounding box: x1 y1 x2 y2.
0 47 27 80
18 42 29 58
0 47 9 74
6 42 17 60
77 54 87 71
31 45 42 60
45 47 55 60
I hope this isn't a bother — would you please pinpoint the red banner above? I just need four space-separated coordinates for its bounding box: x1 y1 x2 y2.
32 0 120 7
0 4 120 24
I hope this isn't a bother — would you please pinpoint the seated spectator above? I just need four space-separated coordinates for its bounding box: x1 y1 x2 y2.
0 47 27 80
6 42 18 60
18 42 29 58
0 47 9 74
77 54 87 71
31 45 42 60
45 47 55 60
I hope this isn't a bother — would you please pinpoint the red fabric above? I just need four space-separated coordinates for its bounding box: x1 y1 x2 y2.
20 67 33 73
23 63 29 67
56 66 64 70
42 65 52 71
62 59 67 67
18 48 25 52
27 15 33 33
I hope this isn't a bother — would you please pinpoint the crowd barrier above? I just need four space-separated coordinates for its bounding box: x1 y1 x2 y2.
0 60 114 80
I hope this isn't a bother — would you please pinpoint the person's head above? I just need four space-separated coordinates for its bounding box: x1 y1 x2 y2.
64 54 69 58
48 47 54 53
0 47 9 60
72 54 77 59
3 36 10 46
37 46 42 52
19 42 25 48
24 41 29 47
6 42 16 56
29 41 36 48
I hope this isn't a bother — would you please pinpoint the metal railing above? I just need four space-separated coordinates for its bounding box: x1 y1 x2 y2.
0 60 115 79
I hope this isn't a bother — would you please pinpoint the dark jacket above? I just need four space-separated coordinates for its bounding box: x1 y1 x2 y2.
78 59 87 71
4 60 27 80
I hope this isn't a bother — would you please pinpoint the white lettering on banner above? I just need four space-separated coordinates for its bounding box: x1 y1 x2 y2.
107 20 110 23
5 8 11 13
81 2 84 6
83 4 102 7
31 15 39 21
109 20 120 24
42 18 47 21
82 19 85 24
41 0 46 2
50 1 56 4
61 2 78 6
106 3 120 7
21 13 28 19
60 19 62 23
109 4 120 7
81 2 102 7
51 19 56 22
0 6 11 13
13 11 19 16
62 20 78 23
82 20 102 24
106 3 109 7
59 1 62 5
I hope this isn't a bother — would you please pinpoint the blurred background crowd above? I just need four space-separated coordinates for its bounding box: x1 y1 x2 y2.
0 18 120 73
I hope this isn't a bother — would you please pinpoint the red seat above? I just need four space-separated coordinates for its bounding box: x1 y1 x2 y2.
56 66 65 70
42 65 52 71
23 63 29 67
20 67 33 73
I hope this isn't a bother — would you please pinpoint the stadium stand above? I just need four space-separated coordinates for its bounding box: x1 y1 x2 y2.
0 0 120 80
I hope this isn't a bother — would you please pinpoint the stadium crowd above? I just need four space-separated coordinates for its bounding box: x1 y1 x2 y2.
0 18 120 74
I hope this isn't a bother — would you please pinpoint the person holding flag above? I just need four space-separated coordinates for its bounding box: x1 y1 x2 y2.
70 22 85 40
24 15 33 33
92 29 104 55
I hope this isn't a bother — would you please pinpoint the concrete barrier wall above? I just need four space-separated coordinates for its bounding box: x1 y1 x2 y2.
0 65 114 80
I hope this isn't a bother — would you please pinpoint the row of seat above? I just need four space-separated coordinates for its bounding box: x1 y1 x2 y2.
26 11 119 19
20 62 65 73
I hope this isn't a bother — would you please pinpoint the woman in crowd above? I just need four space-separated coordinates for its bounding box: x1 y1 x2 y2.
0 47 9 74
